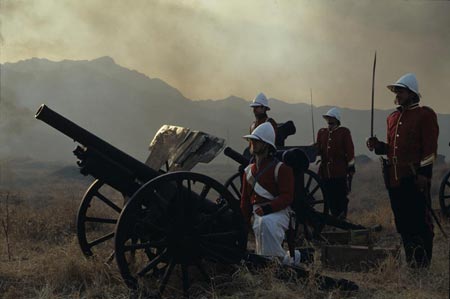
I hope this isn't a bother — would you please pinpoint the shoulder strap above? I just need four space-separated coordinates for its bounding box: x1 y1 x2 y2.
274 161 282 183
253 159 278 187
245 159 278 196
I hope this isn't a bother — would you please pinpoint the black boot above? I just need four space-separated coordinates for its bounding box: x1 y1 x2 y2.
401 232 433 268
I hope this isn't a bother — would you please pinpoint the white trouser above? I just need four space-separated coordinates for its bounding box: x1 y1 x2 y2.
252 205 290 257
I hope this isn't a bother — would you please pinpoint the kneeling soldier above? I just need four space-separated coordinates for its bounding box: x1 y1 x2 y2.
240 122 295 261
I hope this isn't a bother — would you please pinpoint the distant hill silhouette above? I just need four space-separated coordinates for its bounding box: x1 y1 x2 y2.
1 57 449 163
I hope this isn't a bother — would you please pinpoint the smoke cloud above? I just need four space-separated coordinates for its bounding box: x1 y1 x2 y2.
1 0 449 112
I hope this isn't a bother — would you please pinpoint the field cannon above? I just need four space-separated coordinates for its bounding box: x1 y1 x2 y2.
439 141 450 216
35 105 358 297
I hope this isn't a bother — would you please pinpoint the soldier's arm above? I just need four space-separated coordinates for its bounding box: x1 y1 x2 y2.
417 108 439 178
368 119 389 155
345 129 356 173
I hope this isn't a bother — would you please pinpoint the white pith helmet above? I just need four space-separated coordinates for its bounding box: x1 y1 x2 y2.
243 122 276 149
387 73 421 98
322 107 341 122
249 92 270 110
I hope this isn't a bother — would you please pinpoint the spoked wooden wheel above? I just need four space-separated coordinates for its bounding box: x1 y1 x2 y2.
115 171 247 297
77 179 125 258
224 171 243 201
439 170 450 217
303 169 328 214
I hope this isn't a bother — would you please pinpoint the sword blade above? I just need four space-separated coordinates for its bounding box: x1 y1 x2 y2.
371 51 377 138
310 88 315 143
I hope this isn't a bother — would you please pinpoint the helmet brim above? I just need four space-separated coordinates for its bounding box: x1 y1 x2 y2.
242 134 276 149
243 134 259 140
322 115 338 120
249 103 270 110
387 83 421 98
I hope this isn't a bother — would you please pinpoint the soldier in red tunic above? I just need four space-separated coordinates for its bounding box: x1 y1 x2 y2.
241 122 298 263
249 92 278 136
367 73 439 268
316 107 355 219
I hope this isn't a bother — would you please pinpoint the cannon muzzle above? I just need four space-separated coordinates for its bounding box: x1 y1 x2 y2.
35 104 159 194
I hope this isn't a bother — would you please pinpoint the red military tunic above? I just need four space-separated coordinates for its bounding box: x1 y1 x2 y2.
240 157 294 224
316 126 355 179
376 104 439 187
250 116 278 136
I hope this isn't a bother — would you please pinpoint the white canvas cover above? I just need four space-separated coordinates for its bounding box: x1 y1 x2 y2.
145 125 225 171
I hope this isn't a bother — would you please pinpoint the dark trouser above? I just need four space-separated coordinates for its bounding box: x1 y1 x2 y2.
388 177 434 268
323 178 349 219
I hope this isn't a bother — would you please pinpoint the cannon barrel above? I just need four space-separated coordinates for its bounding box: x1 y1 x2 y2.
224 147 250 167
35 104 159 194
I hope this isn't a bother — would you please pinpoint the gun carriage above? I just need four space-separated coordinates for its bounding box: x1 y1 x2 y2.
35 105 358 297
439 142 450 217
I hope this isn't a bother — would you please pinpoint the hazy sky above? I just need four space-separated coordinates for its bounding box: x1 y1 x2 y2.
1 0 449 112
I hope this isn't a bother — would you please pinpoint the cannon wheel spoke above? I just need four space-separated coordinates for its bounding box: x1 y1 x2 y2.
77 179 125 258
88 232 115 248
439 170 450 217
304 169 328 214
305 174 313 190
159 258 176 294
95 191 122 213
115 171 247 297
309 184 321 197
137 248 168 277
224 172 243 201
84 217 117 224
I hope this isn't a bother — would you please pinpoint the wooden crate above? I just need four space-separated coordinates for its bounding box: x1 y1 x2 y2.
320 229 373 246
321 245 400 272
320 225 382 246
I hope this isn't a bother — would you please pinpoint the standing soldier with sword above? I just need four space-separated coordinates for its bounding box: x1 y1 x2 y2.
367 72 439 268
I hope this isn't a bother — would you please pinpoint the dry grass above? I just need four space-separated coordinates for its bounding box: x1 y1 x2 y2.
1 160 449 298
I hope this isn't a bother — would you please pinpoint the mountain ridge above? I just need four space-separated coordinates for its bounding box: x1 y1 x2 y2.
1 57 449 162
